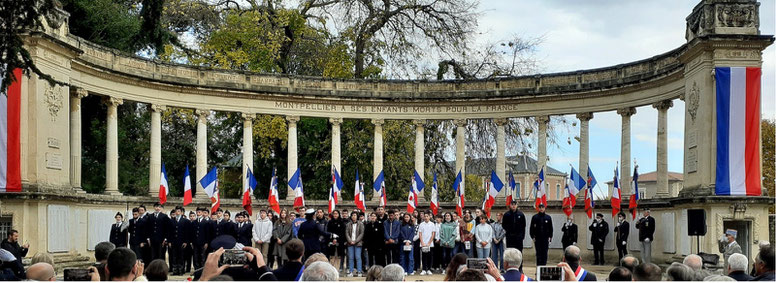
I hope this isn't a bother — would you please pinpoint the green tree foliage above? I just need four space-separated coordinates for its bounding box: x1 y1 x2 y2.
1 0 61 90
762 119 775 198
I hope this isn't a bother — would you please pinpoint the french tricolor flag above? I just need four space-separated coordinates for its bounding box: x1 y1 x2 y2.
0 69 22 192
159 164 169 204
715 67 762 196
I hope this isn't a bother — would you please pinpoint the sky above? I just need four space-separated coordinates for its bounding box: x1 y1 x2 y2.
475 0 775 199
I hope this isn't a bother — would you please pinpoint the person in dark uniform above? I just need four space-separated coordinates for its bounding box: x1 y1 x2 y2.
615 211 629 261
561 215 577 250
136 205 152 264
184 211 196 273
210 211 222 241
169 206 190 275
636 208 655 264
298 209 334 261
236 212 254 247
589 213 608 265
110 212 129 248
529 203 553 265
218 210 237 238
128 208 142 259
146 202 170 261
502 200 526 271
193 208 212 270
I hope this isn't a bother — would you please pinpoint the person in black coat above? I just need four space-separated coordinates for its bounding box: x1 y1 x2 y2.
146 202 171 261
1 229 28 279
217 211 237 238
502 200 526 271
184 211 197 273
169 206 190 275
135 205 152 264
193 208 213 270
326 211 347 272
128 208 142 259
636 208 655 264
109 212 129 248
561 215 578 250
529 204 553 266
589 213 608 265
236 212 254 247
298 209 333 261
614 212 629 261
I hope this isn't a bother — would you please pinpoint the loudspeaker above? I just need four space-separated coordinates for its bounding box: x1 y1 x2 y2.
688 209 707 236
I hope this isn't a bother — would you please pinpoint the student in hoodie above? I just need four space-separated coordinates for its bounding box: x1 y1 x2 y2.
253 210 274 264
399 213 415 275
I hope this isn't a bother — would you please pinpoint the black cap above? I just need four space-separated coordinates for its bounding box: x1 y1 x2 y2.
596 213 604 218
210 235 237 250
537 203 545 208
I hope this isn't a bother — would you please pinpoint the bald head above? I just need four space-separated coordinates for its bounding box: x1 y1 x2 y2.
683 254 703 271
27 263 56 281
564 245 581 264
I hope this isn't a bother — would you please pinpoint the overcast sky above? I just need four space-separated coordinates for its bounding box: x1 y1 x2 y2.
475 0 775 199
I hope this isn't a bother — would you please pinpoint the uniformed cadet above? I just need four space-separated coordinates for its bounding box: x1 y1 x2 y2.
136 205 152 264
561 215 578 250
146 202 171 261
128 208 142 259
169 206 190 275
615 211 629 261
529 203 553 265
184 211 197 273
193 208 211 270
218 210 237 238
236 212 254 247
589 213 608 265
109 212 129 248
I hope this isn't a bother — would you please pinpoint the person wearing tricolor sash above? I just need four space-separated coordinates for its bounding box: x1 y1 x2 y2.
562 245 597 281
501 248 533 281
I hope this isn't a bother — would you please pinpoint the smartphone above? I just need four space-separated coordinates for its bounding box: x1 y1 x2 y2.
64 268 92 281
466 258 488 270
219 249 247 267
537 266 564 281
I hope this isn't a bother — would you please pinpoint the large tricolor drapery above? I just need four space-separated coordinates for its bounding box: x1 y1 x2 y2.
0 68 22 192
714 67 762 196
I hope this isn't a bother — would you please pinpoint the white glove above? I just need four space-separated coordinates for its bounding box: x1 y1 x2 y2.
622 241 627 245
644 238 650 243
572 242 577 245
332 234 339 239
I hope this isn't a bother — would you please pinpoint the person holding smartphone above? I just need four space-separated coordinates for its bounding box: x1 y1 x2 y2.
417 212 437 275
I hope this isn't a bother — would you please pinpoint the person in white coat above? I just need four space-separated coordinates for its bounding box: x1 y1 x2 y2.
253 210 274 263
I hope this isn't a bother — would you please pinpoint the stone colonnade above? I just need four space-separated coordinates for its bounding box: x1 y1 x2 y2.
67 94 676 203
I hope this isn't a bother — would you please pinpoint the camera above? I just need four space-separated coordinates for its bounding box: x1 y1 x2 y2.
64 268 92 281
466 258 488 270
219 249 248 267
536 266 565 281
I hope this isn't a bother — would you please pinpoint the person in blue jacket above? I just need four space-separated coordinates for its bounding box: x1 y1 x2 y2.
384 209 401 265
399 213 416 275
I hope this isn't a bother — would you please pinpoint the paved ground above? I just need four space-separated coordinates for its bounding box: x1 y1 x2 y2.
169 263 617 281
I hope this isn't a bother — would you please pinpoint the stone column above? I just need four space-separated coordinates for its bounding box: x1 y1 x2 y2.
618 107 636 194
537 116 549 170
495 118 508 198
149 104 166 196
286 116 300 201
104 97 123 195
195 109 210 202
576 113 593 181
330 118 342 202
242 113 255 196
455 119 467 192
653 101 673 197
69 88 88 191
413 119 425 202
372 118 384 202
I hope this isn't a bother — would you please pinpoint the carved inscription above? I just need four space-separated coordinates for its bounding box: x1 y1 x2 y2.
273 101 522 114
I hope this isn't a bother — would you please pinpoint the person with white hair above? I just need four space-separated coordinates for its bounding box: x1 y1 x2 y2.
682 254 703 271
301 261 339 281
704 274 737 281
501 248 533 281
665 262 695 281
381 264 406 281
727 253 753 281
